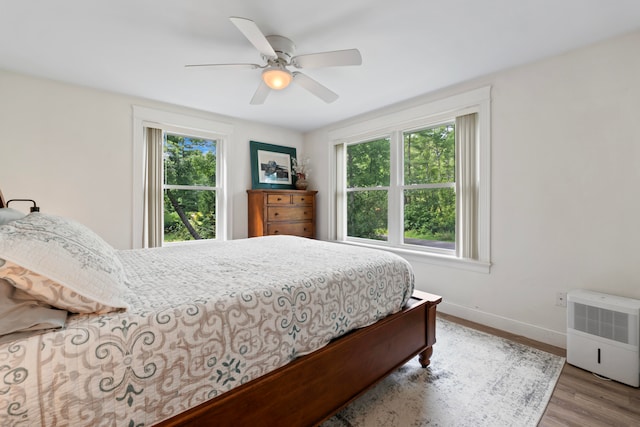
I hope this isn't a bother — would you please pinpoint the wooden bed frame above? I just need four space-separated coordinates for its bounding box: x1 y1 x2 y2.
1 188 441 425
157 290 442 427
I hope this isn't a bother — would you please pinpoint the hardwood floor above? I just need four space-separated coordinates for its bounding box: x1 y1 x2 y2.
438 313 640 427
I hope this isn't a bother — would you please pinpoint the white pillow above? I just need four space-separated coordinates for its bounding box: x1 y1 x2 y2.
0 213 128 314
0 208 26 225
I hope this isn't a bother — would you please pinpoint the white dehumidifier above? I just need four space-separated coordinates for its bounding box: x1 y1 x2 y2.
567 289 640 387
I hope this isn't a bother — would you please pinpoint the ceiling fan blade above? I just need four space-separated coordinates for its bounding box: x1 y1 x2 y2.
229 17 277 59
292 72 338 103
184 63 261 70
250 81 271 105
292 49 362 69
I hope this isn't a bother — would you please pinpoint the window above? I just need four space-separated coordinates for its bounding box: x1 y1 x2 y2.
402 123 456 250
163 132 218 242
346 138 390 241
132 106 232 249
333 87 490 271
345 122 456 251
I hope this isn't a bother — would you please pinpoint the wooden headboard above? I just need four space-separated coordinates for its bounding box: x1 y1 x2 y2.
0 188 5 208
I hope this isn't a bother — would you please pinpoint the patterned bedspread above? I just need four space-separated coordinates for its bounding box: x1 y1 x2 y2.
0 236 414 426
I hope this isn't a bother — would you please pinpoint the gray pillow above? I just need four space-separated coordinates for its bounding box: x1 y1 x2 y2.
0 208 26 225
0 279 67 339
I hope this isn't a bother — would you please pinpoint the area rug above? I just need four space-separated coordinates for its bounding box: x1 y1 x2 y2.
322 318 565 427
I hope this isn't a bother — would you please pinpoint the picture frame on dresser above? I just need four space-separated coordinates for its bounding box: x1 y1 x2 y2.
250 141 296 189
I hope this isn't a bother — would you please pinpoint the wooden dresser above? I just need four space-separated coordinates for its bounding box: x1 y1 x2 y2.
247 189 317 238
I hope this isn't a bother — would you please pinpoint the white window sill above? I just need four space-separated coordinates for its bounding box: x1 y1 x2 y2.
330 239 491 273
162 238 220 247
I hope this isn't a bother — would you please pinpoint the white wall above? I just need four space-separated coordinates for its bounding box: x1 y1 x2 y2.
304 30 640 347
0 70 304 249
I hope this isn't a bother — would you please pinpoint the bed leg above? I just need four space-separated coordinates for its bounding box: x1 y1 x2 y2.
419 346 433 367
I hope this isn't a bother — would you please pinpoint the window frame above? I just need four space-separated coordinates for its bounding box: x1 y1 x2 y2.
330 87 491 273
162 130 221 244
132 106 232 249
344 135 391 242
399 120 457 252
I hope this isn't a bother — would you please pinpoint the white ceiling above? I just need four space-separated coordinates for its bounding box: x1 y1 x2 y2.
2 0 640 132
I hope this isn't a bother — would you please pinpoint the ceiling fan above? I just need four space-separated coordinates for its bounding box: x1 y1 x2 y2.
185 17 362 105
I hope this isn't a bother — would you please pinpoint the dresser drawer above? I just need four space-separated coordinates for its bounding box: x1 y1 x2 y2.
267 194 292 204
267 222 314 237
292 194 313 205
267 206 313 221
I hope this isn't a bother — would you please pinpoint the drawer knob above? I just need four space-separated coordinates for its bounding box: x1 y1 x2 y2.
277 198 282 201
274 230 279 234
301 198 305 201
274 212 279 216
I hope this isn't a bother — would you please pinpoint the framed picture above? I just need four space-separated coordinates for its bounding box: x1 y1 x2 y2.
250 141 297 189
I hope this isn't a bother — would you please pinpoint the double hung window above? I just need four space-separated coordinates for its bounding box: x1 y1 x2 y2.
344 122 456 251
334 87 490 269
402 123 456 250
133 106 230 248
162 132 218 242
346 138 390 242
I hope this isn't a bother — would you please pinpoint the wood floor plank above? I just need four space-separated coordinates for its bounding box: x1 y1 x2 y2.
438 313 640 426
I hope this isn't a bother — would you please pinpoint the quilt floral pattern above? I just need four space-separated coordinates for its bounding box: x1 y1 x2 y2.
0 236 413 426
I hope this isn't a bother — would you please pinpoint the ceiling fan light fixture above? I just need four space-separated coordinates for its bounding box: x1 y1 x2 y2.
262 67 292 90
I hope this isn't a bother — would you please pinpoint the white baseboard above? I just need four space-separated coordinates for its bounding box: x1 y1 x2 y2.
438 301 567 349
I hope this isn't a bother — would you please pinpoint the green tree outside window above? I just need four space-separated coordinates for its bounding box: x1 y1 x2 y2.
346 123 455 248
163 133 217 242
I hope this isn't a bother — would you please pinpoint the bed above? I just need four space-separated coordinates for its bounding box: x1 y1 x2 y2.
0 200 441 426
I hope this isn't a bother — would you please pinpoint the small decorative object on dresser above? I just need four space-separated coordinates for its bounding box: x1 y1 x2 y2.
247 189 317 238
292 157 310 190
295 176 309 190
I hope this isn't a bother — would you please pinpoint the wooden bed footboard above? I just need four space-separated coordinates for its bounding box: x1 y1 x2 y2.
157 290 442 427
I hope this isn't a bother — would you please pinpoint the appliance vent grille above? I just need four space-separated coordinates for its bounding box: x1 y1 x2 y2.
572 302 630 344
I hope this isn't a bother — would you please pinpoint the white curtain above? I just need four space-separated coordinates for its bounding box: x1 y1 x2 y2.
143 127 163 248
456 113 478 259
